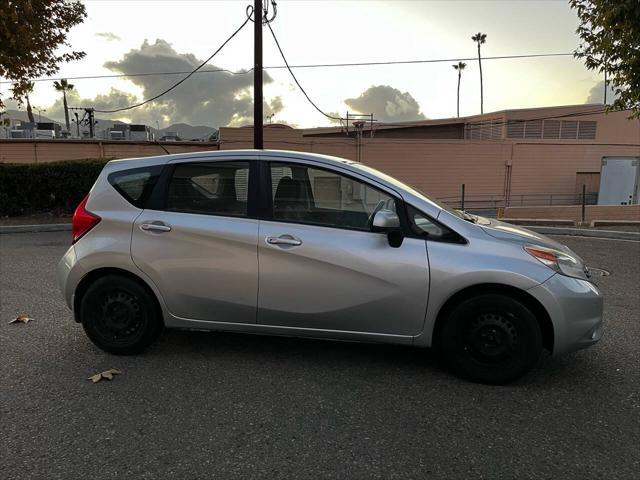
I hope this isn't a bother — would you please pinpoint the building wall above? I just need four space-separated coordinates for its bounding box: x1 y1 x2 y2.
507 142 640 197
0 139 219 163
220 126 639 203
2 115 638 208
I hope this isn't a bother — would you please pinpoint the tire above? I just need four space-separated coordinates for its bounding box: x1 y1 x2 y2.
79 275 163 355
440 293 542 384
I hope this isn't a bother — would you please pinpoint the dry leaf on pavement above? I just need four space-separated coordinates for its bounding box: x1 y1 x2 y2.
88 368 123 383
8 315 33 324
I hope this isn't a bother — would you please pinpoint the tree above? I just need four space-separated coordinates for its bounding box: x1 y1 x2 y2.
0 0 86 108
23 82 35 123
53 79 74 131
570 0 640 118
471 32 487 114
453 62 467 117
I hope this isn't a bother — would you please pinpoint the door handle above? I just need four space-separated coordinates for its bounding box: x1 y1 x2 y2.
140 222 172 233
265 235 302 246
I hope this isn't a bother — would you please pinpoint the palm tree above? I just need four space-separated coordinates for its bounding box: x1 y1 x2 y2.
452 62 467 117
471 32 487 114
53 79 74 131
23 82 35 123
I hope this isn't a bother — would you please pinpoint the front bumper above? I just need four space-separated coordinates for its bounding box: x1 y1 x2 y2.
527 273 604 356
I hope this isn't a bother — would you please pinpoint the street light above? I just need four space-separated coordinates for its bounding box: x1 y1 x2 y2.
34 107 46 122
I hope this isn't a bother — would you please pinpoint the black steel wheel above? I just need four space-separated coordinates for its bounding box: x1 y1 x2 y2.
80 275 163 355
440 293 542 384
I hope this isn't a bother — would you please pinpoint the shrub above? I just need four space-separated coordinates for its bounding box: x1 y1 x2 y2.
0 159 110 216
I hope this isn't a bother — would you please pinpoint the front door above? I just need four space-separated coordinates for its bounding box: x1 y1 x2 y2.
257 161 429 336
131 160 258 324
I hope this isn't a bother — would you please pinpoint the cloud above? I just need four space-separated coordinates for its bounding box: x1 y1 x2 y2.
46 39 283 128
344 85 426 122
585 80 620 104
95 32 121 42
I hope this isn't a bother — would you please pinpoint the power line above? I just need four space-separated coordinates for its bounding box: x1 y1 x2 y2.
90 14 252 113
266 21 342 121
0 53 575 85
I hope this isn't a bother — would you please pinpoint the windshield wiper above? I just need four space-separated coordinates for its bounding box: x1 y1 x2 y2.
456 210 477 223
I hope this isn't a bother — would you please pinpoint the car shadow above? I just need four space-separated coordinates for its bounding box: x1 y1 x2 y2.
137 327 611 389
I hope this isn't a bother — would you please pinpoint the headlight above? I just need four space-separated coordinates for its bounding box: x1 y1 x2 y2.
524 244 589 280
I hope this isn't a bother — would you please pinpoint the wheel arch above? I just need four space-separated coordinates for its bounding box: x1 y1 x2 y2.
432 283 554 353
73 267 163 324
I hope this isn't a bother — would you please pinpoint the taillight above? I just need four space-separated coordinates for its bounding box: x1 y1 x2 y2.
72 195 101 244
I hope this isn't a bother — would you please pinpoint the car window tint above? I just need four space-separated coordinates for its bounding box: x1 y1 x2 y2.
166 162 249 216
270 162 396 231
108 166 162 208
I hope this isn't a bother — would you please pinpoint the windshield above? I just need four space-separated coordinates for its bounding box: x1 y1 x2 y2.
351 163 465 219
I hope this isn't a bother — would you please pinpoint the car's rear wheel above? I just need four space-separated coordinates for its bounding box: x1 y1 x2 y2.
440 293 542 384
79 275 163 355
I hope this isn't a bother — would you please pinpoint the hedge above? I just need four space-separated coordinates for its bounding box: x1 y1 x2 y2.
0 159 110 216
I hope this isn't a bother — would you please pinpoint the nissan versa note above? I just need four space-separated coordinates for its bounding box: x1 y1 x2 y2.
57 150 604 384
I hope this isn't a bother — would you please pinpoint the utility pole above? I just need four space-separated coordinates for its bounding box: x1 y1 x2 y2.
85 108 95 138
254 0 263 149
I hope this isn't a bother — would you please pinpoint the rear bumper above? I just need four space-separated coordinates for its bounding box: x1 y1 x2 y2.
57 245 77 311
527 274 604 356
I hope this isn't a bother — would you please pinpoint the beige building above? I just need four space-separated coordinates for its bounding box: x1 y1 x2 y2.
219 104 639 209
1 104 639 212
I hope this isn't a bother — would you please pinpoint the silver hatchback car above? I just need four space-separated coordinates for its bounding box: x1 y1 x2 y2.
58 150 603 384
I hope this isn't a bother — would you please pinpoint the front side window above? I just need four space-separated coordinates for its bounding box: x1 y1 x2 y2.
270 162 396 231
166 161 249 216
407 205 463 242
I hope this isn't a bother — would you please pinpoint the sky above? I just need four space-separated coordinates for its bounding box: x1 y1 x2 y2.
1 0 609 129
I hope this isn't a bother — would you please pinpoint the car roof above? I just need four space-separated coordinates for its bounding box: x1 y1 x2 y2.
107 149 357 168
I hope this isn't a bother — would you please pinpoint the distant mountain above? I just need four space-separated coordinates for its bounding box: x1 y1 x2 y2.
4 109 62 126
159 123 217 140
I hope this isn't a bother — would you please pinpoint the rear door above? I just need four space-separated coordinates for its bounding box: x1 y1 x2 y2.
131 158 259 324
256 160 429 336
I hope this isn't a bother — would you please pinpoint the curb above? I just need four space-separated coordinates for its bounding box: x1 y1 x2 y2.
1 222 638 241
526 226 640 241
0 223 71 234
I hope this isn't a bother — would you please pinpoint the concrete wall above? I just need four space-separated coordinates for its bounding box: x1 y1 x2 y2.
2 117 638 207
0 139 219 163
219 126 640 202
502 205 640 222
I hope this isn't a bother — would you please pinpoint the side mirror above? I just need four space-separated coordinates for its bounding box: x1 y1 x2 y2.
371 209 404 248
371 209 400 232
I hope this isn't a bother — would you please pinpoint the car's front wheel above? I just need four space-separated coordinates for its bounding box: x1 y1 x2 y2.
79 275 163 355
440 293 543 384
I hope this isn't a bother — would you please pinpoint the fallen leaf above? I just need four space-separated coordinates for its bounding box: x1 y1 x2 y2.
87 368 123 383
8 314 33 324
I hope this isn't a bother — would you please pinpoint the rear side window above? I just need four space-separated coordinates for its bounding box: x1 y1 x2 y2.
166 161 250 217
108 166 162 208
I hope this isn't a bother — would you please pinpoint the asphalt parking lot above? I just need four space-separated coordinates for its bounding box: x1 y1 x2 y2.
1 232 639 479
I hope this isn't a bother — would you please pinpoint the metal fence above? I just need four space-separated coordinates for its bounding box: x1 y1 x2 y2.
436 185 598 217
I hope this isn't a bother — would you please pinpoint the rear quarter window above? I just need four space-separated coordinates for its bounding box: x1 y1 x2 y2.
108 166 162 208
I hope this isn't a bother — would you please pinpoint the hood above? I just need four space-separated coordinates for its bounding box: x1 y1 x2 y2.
479 218 572 252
